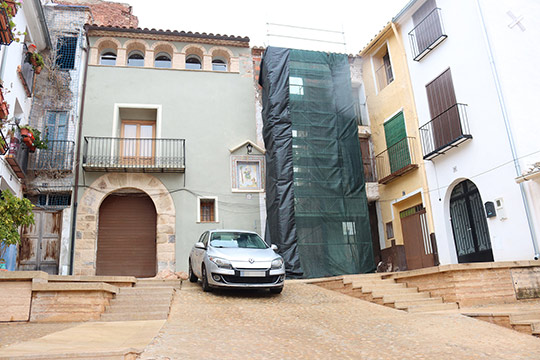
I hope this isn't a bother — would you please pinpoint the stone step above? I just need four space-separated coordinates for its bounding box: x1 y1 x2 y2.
106 303 171 313
100 311 169 321
344 277 393 285
392 297 444 309
382 292 431 303
406 302 459 313
136 279 181 288
354 283 407 291
510 312 540 322
119 286 174 294
370 287 419 298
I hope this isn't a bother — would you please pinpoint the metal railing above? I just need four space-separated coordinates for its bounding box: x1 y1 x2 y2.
5 136 29 179
0 129 8 155
83 137 186 172
27 140 75 172
419 103 471 160
19 44 35 96
375 137 418 184
408 8 447 61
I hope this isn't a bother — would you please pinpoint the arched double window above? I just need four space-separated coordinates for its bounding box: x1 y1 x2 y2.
154 52 172 68
127 50 145 67
212 58 227 71
100 51 117 66
186 54 202 70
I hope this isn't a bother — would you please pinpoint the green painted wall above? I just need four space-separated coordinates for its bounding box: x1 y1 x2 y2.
79 47 261 272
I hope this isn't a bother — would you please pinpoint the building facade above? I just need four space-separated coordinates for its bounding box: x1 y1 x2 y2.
73 25 263 276
360 22 437 271
394 0 540 264
0 0 51 270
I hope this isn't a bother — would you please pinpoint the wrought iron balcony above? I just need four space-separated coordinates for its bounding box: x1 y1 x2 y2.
408 8 447 61
27 140 75 172
18 44 35 97
0 129 8 155
83 137 185 173
5 137 29 179
375 137 418 184
419 103 472 160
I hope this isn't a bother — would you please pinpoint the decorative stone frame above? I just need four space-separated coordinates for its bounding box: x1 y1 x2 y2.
230 155 265 192
152 41 177 68
124 39 150 67
73 173 176 276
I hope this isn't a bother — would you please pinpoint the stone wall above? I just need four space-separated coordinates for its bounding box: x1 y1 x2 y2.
74 173 176 276
30 290 113 322
0 281 32 321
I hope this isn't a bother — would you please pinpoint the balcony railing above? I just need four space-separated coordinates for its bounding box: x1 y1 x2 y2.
83 137 185 173
419 103 472 160
375 137 418 184
408 8 447 61
0 129 8 155
18 44 35 97
5 137 29 179
27 140 75 172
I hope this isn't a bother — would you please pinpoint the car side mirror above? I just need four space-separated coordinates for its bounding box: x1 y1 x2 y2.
195 242 206 250
271 244 278 251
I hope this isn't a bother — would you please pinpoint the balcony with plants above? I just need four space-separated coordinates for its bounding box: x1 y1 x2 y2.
0 1 24 46
83 136 186 173
18 44 43 97
375 137 419 184
419 103 472 160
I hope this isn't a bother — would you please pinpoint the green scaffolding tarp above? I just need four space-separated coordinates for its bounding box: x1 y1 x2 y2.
259 47 375 278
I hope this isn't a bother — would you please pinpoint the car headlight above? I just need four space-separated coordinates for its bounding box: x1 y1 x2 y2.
209 256 232 269
271 258 284 269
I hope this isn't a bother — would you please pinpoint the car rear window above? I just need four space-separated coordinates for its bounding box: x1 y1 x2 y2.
210 232 268 249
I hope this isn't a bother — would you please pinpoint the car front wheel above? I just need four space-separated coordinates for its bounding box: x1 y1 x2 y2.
201 264 212 292
188 260 198 283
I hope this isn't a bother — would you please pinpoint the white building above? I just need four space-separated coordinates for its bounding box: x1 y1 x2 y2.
393 0 540 264
0 0 50 270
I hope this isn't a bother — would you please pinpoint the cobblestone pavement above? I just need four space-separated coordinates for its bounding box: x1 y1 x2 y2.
0 322 81 347
140 281 540 360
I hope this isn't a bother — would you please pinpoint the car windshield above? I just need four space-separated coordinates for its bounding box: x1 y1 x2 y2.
210 232 269 249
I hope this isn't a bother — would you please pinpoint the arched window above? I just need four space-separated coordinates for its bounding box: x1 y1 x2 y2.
154 52 171 68
212 58 227 71
100 51 116 66
186 54 201 70
127 51 145 67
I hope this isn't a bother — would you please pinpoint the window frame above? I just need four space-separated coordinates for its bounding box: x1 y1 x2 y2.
197 196 218 223
185 54 202 70
230 155 265 193
100 50 117 66
154 52 172 68
56 36 78 70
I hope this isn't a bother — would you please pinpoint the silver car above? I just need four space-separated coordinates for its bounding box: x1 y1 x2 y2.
188 230 285 293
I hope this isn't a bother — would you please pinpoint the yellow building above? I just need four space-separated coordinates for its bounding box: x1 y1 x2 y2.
360 23 436 270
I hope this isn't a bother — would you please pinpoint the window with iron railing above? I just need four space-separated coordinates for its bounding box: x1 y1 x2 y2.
409 0 447 61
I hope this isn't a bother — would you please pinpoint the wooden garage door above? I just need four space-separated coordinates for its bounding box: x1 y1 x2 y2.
96 194 157 277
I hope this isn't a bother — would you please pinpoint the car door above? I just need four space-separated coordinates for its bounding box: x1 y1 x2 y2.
192 231 208 277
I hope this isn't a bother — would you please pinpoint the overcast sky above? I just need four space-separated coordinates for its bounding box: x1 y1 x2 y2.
122 0 410 54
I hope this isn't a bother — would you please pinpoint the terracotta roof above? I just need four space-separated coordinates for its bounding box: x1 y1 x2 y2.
85 24 250 43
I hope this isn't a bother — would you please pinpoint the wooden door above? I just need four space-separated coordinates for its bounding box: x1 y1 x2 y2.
18 210 62 274
426 68 461 150
96 194 157 277
401 207 434 270
120 120 155 166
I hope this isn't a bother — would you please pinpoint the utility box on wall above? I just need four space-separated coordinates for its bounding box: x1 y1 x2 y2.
485 201 496 218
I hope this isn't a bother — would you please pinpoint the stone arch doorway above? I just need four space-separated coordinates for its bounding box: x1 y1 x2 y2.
449 179 494 263
74 173 175 276
96 190 157 277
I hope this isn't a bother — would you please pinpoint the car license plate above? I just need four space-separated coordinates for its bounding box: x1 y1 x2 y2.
240 271 265 277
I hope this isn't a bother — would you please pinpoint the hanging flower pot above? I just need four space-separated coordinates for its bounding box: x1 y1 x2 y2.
27 44 37 54
28 144 36 153
34 65 41 74
30 55 37 67
3 1 18 17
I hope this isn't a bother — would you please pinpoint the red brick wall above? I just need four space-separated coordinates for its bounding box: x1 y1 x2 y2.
54 0 139 28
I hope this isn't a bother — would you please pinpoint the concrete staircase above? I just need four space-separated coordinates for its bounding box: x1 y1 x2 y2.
510 312 540 337
461 309 540 337
100 279 180 322
314 273 458 313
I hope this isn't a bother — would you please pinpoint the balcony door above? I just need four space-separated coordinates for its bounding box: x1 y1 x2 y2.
426 68 462 150
121 120 155 166
43 111 69 169
384 112 410 174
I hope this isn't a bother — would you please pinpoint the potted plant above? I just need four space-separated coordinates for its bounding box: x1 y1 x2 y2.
19 125 47 152
0 1 24 45
0 189 35 270
29 52 44 74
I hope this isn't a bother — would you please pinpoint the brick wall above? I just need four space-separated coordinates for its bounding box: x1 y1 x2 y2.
54 0 139 27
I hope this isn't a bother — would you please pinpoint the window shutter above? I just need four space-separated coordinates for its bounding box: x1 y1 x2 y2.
384 112 411 173
412 0 437 26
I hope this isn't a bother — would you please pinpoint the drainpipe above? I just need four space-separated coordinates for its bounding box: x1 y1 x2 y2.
69 27 90 275
475 0 540 259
